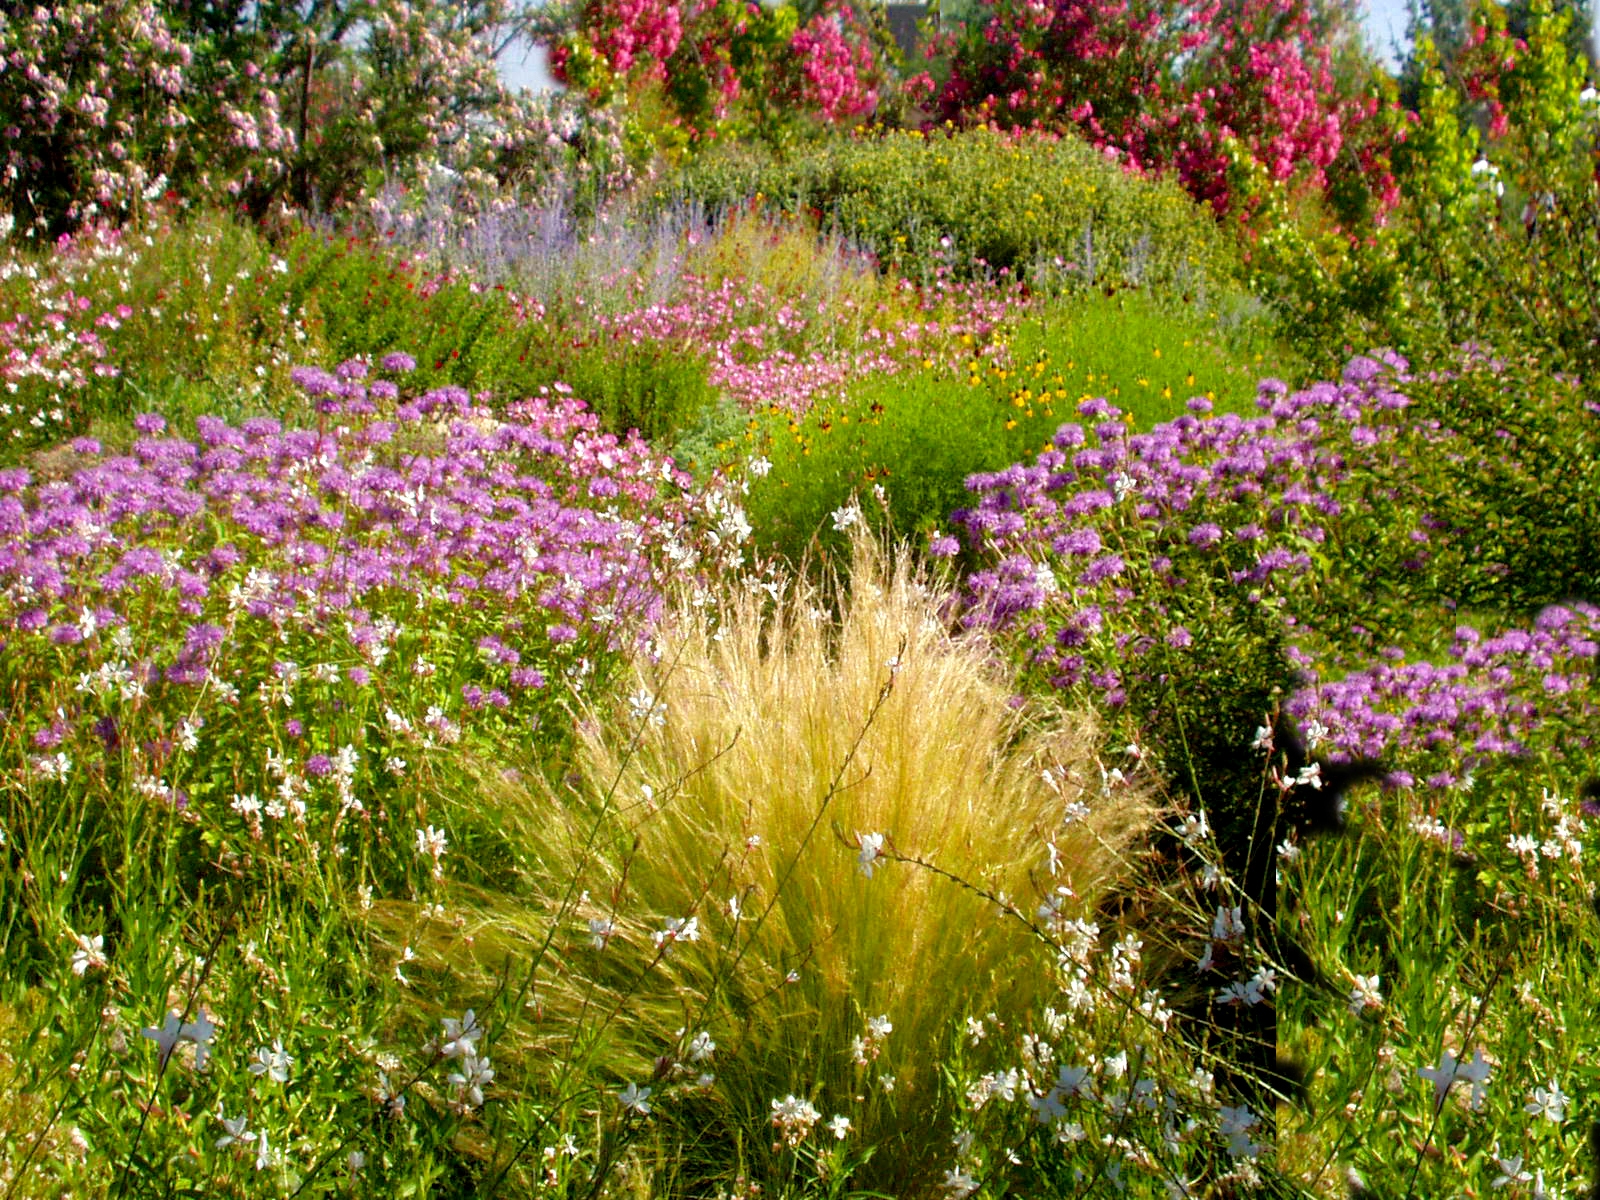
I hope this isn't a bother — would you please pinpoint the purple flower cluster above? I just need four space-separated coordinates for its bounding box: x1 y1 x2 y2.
947 355 1414 641
943 351 1598 790
2 355 747 855
1287 605 1600 784
5 376 703 656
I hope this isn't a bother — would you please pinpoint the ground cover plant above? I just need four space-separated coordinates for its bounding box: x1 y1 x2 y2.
4 0 1600 1193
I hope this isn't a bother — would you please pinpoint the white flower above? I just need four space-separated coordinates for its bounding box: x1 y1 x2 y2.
747 455 772 477
830 502 862 532
866 1014 893 1040
1211 905 1246 942
1581 84 1599 106
942 1167 979 1198
1458 1050 1492 1110
588 916 615 949
992 1067 1022 1102
857 831 886 877
826 1113 851 1139
652 916 699 950
180 1010 216 1070
627 688 665 726
1492 1154 1533 1188
32 752 71 781
447 1050 494 1107
248 1038 294 1083
415 825 447 860
70 933 107 977
143 1009 214 1069
1525 1080 1567 1123
439 1011 484 1059
1508 833 1539 858
1348 974 1382 1015
1218 1104 1261 1159
1250 725 1272 752
1175 811 1210 846
770 1094 822 1145
215 1110 255 1150
687 1031 716 1063
1419 1049 1491 1110
617 1082 652 1115
1056 1063 1092 1098
1470 157 1505 197
254 1127 276 1171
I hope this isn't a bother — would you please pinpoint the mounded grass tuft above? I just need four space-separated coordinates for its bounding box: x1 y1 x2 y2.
529 528 1153 1195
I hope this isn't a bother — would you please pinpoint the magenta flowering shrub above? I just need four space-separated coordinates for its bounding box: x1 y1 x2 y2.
940 352 1599 824
550 0 885 142
0 355 747 897
788 5 881 123
927 0 1384 215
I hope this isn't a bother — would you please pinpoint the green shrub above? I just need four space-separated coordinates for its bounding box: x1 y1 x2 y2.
673 126 1239 299
1393 352 1600 611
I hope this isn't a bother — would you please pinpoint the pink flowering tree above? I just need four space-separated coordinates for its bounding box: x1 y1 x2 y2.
0 0 580 232
925 0 1383 215
548 0 887 146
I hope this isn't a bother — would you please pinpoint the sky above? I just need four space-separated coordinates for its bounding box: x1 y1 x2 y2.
494 0 1591 94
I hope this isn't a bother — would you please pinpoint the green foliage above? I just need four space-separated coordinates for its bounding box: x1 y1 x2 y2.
1278 752 1600 1195
243 227 724 446
673 126 1239 297
0 213 326 461
1395 355 1600 609
1246 0 1600 387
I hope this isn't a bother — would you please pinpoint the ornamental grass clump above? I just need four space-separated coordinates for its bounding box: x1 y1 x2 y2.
545 526 1152 1196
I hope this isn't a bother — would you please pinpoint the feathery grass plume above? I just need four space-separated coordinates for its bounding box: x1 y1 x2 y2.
545 525 1153 1195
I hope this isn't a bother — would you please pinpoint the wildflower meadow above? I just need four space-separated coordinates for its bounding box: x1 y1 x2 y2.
1 0 1599 1195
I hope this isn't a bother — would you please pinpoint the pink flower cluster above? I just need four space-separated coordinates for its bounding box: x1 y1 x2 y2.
552 0 885 135
930 0 1386 215
790 9 880 123
592 273 1023 416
